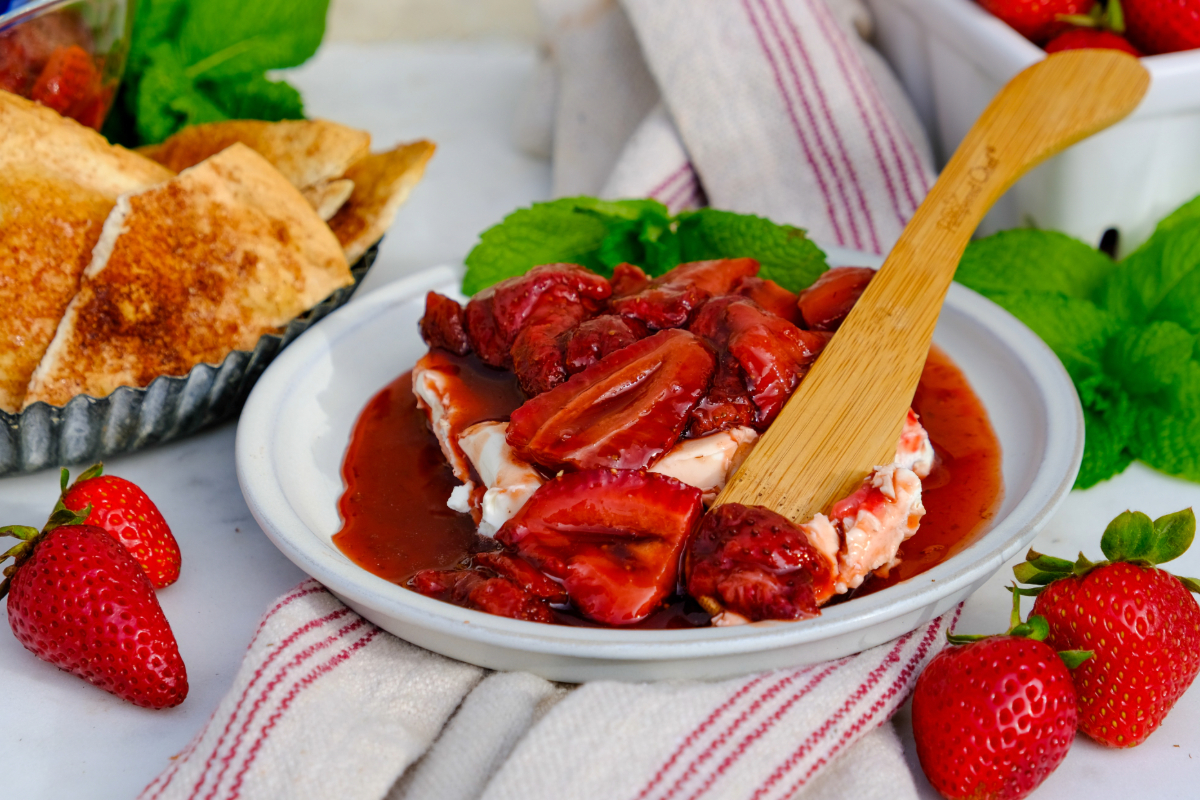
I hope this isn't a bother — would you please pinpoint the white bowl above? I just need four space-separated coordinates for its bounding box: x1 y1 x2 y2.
235 262 1082 682
866 0 1200 253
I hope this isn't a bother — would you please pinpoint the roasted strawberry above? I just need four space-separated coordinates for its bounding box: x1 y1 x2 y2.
58 465 181 589
733 276 802 325
30 45 103 122
0 11 94 96
609 262 651 296
687 356 757 437
509 297 591 395
411 566 556 623
475 551 568 603
507 329 715 471
464 264 610 367
419 292 472 356
796 266 875 331
1 515 188 708
686 504 836 623
497 469 703 625
610 258 759 330
561 314 648 374
690 297 828 429
1015 508 1200 747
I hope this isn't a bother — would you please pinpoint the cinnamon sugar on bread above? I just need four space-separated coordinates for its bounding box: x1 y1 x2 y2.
0 167 114 412
23 144 352 407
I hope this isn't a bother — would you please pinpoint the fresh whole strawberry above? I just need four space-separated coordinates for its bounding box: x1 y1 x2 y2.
977 0 1097 44
1014 508 1200 747
57 464 181 588
1044 28 1142 54
1044 0 1144 55
911 590 1088 800
1123 0 1200 54
1 511 188 709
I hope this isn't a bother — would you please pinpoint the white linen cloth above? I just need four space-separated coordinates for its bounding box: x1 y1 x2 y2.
139 2 953 797
142 580 953 800
516 0 936 254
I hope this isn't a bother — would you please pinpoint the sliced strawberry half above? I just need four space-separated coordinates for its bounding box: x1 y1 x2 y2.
686 503 836 622
506 329 715 471
464 263 611 367
796 266 875 331
610 258 759 330
690 297 829 430
497 469 703 625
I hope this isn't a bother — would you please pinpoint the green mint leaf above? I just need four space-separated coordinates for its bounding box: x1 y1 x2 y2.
462 199 615 295
135 44 229 144
1074 374 1136 488
177 0 328 81
675 209 827 292
956 229 1116 301
1103 321 1196 398
203 74 305 121
591 202 680 276
1146 508 1196 564
1129 403 1200 483
1101 509 1155 562
1058 650 1094 669
1101 215 1200 326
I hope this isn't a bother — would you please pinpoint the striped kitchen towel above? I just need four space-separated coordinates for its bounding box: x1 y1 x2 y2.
141 580 955 800
524 0 936 253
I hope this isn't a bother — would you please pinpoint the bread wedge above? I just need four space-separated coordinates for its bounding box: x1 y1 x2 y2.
24 143 353 407
0 90 172 198
329 140 436 263
0 167 113 412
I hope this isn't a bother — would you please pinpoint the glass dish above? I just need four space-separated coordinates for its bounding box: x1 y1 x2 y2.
0 0 131 129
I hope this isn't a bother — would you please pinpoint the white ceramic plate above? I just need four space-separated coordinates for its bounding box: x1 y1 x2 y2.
236 259 1082 682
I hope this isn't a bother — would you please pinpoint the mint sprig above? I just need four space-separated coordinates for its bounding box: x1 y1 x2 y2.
956 194 1200 488
105 0 328 146
462 198 828 297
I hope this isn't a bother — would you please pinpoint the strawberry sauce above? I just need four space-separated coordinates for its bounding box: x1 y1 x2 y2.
334 345 1002 623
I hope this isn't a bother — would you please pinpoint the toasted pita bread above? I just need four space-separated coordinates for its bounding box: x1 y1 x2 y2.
0 167 113 412
24 144 353 408
0 90 173 199
329 140 436 264
139 119 371 191
302 178 355 221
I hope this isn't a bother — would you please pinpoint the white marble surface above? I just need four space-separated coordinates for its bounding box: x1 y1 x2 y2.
0 40 1197 799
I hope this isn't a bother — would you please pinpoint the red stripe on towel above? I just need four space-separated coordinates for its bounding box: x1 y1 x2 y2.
767 0 880 253
194 618 371 800
226 627 383 800
182 608 356 800
653 661 842 800
742 0 845 246
633 675 771 800
750 614 948 800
